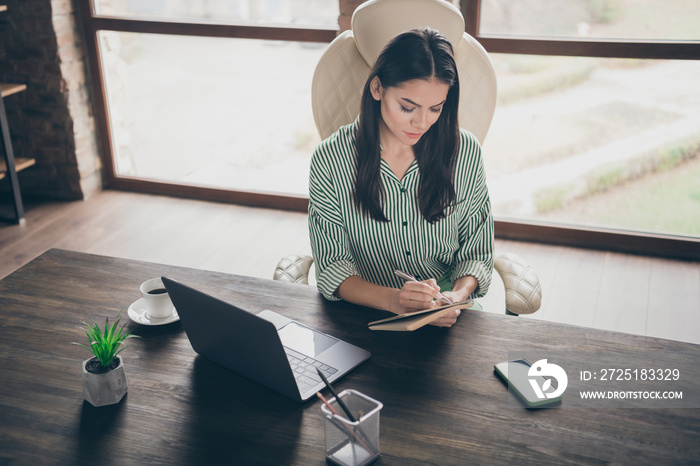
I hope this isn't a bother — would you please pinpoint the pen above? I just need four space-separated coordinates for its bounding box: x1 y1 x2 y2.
394 270 453 305
316 367 356 421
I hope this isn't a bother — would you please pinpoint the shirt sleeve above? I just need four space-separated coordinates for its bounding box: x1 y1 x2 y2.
308 137 360 301
450 130 495 298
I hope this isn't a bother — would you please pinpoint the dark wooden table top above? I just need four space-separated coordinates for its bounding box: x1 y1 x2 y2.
1 249 698 465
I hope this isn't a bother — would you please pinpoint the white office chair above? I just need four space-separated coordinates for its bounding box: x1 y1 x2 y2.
273 0 541 315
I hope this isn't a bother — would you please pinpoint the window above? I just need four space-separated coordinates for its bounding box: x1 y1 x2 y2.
484 54 700 238
79 0 336 209
462 0 700 258
479 0 700 41
79 0 700 258
100 31 322 196
92 0 338 27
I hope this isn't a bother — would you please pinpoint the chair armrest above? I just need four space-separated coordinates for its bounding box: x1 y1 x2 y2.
273 255 314 285
493 252 542 315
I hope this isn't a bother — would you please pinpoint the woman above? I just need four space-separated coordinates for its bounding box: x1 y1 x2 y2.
308 27 493 327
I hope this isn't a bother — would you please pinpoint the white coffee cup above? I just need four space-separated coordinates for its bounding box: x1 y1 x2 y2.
140 277 173 319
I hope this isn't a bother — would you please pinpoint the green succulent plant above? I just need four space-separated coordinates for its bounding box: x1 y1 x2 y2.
73 310 139 368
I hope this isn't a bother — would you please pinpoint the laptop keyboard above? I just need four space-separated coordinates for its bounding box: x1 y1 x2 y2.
284 347 338 393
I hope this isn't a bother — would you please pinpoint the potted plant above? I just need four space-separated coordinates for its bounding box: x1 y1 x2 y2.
73 311 139 407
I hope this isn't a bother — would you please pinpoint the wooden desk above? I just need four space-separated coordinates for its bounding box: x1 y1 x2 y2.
0 249 698 465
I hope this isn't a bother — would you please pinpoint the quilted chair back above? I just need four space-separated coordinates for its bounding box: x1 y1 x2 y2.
311 0 497 144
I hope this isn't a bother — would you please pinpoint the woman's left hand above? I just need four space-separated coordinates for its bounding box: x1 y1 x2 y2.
428 288 471 327
429 308 461 327
439 289 471 305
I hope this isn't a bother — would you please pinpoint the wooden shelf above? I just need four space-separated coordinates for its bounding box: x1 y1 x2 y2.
0 83 31 181
1 79 31 222
0 157 36 180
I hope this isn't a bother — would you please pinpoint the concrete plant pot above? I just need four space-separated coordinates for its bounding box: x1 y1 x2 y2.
81 356 128 407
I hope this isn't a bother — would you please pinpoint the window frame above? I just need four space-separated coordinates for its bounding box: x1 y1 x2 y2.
77 0 700 260
77 0 336 212
460 0 700 259
461 1 700 59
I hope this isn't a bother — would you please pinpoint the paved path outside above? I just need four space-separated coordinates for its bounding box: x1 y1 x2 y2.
485 59 700 215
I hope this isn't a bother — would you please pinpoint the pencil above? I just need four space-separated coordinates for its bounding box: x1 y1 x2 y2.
317 392 339 416
316 367 356 421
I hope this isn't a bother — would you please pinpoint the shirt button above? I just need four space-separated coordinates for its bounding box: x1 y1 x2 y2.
400 187 407 194
406 251 411 256
402 221 408 227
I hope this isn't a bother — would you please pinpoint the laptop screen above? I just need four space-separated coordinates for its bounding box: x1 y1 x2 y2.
278 321 338 357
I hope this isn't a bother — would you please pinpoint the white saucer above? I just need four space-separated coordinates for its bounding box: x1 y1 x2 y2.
127 298 179 326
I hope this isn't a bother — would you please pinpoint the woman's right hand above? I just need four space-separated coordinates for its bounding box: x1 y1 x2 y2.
389 279 441 315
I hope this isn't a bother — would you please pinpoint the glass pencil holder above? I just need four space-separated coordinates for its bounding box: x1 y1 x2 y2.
320 389 383 466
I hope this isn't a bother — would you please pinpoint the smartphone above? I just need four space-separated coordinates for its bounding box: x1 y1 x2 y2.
494 359 563 408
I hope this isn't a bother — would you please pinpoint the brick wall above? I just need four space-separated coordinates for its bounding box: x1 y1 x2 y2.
338 0 365 31
0 0 102 201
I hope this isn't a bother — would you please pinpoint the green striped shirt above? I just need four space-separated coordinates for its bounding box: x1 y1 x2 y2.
308 118 494 302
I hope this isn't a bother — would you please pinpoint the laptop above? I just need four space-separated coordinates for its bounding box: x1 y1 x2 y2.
161 277 370 402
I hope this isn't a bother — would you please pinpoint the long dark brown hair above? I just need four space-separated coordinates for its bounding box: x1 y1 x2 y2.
355 27 460 223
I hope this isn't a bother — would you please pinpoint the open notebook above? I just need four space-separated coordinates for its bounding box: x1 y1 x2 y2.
368 300 476 331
